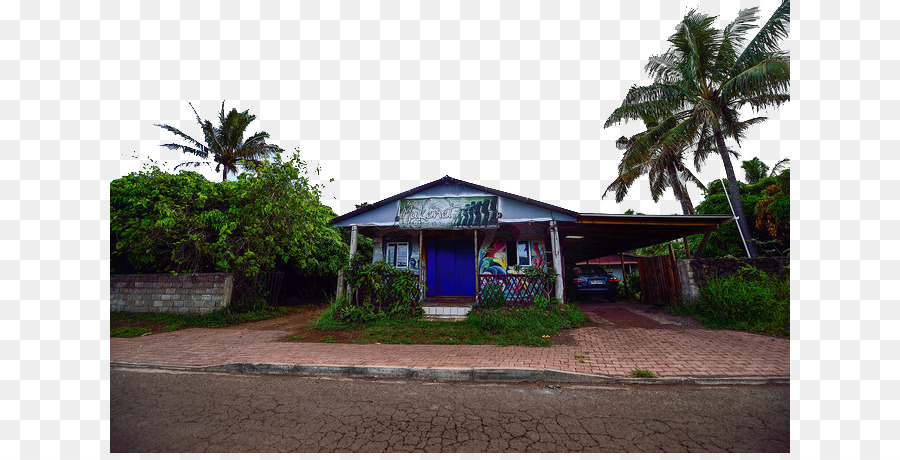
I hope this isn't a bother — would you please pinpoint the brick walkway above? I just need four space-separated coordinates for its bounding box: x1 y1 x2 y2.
110 320 789 378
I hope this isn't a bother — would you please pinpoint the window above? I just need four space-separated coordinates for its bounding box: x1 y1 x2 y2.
385 242 409 269
506 240 532 267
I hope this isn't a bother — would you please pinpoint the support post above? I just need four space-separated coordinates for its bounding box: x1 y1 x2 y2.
619 253 627 297
684 237 691 258
474 229 479 302
337 225 359 299
549 221 565 303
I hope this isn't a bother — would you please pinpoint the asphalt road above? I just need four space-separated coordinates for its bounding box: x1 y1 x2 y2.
111 367 789 453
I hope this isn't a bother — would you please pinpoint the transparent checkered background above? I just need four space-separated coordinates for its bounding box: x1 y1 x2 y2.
0 0 891 457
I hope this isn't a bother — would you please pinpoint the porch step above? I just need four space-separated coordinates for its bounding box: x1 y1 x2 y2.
422 306 472 319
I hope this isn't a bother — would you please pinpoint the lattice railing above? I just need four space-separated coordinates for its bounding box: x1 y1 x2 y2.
478 274 552 306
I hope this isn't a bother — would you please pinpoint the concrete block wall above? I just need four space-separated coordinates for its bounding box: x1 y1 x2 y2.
111 273 234 315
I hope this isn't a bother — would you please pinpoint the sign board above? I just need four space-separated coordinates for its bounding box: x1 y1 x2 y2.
397 196 499 229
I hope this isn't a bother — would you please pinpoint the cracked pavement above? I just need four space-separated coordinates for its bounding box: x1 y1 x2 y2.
111 368 789 453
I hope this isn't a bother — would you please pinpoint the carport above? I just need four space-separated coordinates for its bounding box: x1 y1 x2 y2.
556 214 733 264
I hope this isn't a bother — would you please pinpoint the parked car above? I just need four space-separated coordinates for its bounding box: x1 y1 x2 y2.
572 266 620 302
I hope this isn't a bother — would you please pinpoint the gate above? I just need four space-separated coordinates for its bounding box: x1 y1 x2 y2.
636 254 682 306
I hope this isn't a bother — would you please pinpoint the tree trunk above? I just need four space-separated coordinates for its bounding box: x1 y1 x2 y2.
666 162 696 215
713 128 758 258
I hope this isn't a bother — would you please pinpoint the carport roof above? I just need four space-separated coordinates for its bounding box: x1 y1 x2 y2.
558 213 733 263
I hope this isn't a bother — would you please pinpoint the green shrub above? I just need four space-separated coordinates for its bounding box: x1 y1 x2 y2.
670 264 789 336
480 283 507 310
338 256 424 322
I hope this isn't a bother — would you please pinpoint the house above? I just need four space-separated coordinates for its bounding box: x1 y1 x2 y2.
331 176 731 307
576 254 641 279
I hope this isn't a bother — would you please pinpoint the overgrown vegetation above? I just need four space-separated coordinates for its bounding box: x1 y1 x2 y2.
110 151 348 311
667 264 789 337
464 301 586 346
338 255 425 321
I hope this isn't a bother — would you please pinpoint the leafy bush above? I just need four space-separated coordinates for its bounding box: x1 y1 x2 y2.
621 272 642 301
110 152 349 312
339 256 424 322
668 264 789 336
480 283 507 310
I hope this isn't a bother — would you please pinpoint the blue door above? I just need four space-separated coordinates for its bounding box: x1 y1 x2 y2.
426 239 475 297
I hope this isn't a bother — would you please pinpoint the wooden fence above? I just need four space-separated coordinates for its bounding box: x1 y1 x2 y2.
636 254 682 306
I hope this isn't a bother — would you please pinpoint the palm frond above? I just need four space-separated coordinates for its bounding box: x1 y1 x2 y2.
770 158 790 175
732 0 790 76
720 59 790 106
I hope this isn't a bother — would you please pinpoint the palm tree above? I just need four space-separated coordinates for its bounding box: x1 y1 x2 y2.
604 1 790 258
604 115 706 215
156 102 284 181
741 157 769 184
742 156 790 184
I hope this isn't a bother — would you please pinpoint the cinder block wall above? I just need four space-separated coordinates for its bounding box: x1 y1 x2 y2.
111 273 234 315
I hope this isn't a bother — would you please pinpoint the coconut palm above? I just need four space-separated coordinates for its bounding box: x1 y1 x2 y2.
604 115 706 215
742 156 790 184
156 102 284 181
741 157 769 184
604 1 790 258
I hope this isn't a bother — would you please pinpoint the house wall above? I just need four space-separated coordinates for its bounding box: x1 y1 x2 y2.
371 230 421 275
111 273 233 315
478 224 548 275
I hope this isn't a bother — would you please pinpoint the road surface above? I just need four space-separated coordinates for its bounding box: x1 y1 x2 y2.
111 367 789 453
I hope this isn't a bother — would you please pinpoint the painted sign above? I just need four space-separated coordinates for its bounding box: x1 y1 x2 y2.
398 196 499 229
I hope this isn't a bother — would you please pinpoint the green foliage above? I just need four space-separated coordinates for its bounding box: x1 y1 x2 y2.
480 283 507 310
627 170 789 259
110 151 349 310
621 272 642 301
464 302 585 347
339 256 425 322
668 264 789 336
629 367 658 378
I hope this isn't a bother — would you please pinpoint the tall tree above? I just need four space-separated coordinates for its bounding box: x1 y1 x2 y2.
605 1 790 258
605 115 706 215
156 102 284 182
741 157 770 184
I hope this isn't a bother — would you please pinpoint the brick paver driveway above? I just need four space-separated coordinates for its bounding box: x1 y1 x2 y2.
110 302 789 378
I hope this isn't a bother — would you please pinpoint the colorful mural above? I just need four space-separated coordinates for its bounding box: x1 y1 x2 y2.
479 239 508 274
397 196 499 229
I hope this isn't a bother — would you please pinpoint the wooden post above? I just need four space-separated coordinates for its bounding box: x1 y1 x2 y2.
549 221 565 303
419 230 426 300
684 237 691 258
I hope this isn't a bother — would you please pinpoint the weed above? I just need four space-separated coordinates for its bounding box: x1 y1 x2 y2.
323 336 337 343
669 264 789 337
629 367 658 378
110 326 151 338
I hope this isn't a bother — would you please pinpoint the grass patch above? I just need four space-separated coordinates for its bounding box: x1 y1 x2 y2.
667 265 789 337
629 367 658 378
110 306 288 337
309 299 587 347
110 326 152 338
